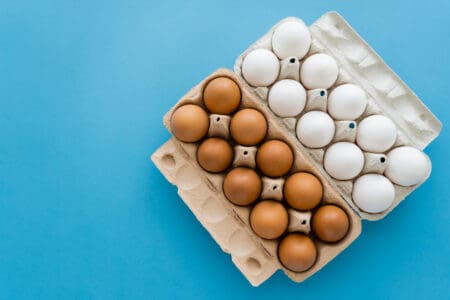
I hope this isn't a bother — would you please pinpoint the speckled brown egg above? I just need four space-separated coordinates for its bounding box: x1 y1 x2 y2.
203 77 241 114
312 205 349 243
284 172 323 211
170 104 209 142
230 109 267 146
250 200 288 239
223 168 261 206
278 234 317 272
256 140 293 177
197 138 233 173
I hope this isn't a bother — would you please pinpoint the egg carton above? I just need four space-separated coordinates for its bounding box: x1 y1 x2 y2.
151 12 442 286
152 68 362 286
234 12 442 220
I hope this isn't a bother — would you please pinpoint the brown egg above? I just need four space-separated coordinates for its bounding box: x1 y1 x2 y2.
230 109 267 146
197 138 233 173
312 205 349 243
250 200 288 239
278 234 317 272
256 140 293 177
170 104 209 142
284 172 323 211
223 168 261 206
203 77 241 114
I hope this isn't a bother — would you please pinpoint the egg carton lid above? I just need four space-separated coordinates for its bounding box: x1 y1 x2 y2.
234 12 442 221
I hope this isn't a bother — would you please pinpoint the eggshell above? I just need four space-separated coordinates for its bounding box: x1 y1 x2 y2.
170 104 209 142
356 115 397 153
230 108 267 146
271 20 311 59
352 174 395 213
242 49 280 87
223 168 262 206
268 79 306 117
197 138 233 173
296 111 335 148
312 205 349 243
300 53 338 89
328 84 367 120
278 234 317 273
256 140 294 177
203 77 241 114
250 200 288 239
324 142 364 180
284 172 323 210
385 146 431 186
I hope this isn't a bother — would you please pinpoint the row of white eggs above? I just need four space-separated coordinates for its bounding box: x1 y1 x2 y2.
242 20 338 88
326 143 431 213
242 50 339 90
257 75 396 153
268 81 367 121
240 20 431 214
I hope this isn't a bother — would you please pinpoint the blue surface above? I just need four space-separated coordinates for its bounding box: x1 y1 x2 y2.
0 0 449 299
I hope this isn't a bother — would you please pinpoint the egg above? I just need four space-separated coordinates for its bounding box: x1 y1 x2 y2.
312 205 349 243
356 115 397 153
250 200 288 239
278 234 317 272
268 79 306 117
230 108 267 146
223 168 262 206
324 142 364 180
300 53 339 89
284 172 323 210
328 84 367 120
256 140 294 177
296 111 335 148
203 77 241 114
170 104 209 142
197 138 233 173
352 174 395 213
385 146 431 186
271 20 311 59
241 49 280 87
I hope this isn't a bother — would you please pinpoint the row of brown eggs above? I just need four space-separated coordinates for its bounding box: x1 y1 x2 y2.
170 76 350 273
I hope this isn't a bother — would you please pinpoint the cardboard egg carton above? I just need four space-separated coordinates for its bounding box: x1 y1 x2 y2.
152 12 442 286
152 69 362 286
234 12 442 220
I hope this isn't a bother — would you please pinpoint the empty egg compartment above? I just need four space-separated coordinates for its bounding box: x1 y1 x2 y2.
157 68 362 285
234 12 441 221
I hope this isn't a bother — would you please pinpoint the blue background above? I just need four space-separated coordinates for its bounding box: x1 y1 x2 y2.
0 0 449 299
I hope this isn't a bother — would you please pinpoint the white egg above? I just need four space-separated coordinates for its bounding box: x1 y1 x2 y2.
241 49 280 87
271 20 311 60
385 146 431 186
268 79 306 117
300 53 339 89
352 174 395 213
324 142 364 180
356 115 397 153
328 84 367 120
296 111 335 148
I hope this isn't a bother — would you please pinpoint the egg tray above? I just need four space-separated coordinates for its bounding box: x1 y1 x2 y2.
234 12 442 221
152 68 362 286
